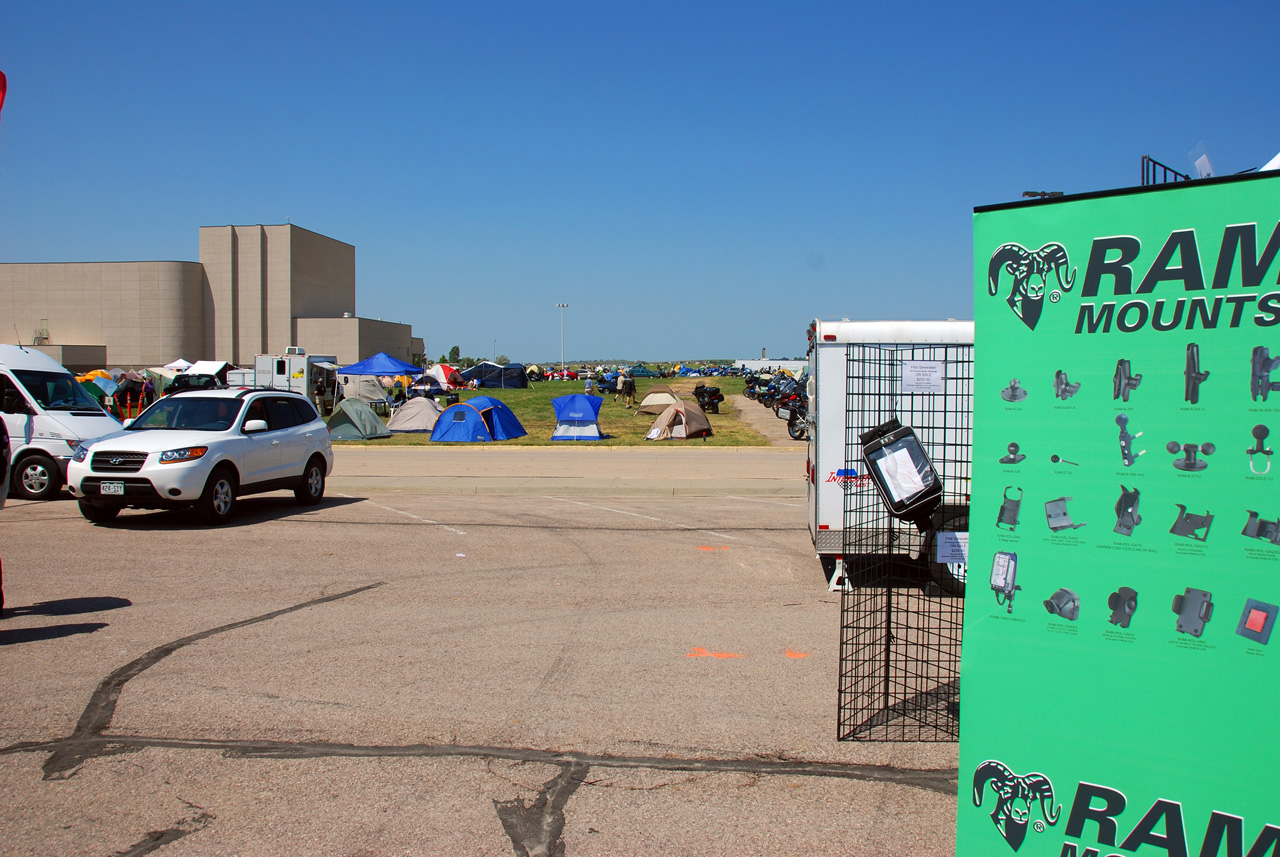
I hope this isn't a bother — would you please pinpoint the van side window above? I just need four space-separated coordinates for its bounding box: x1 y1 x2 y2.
266 397 302 430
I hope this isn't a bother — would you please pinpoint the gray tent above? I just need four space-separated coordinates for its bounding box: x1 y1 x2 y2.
635 383 681 415
327 399 391 440
645 401 713 440
386 396 444 433
340 374 389 405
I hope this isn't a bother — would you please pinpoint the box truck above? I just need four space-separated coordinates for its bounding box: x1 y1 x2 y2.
805 319 974 589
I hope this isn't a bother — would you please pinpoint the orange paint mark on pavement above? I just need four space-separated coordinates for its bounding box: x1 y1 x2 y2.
687 647 742 659
785 650 810 659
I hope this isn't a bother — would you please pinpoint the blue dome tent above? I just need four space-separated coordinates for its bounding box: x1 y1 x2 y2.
550 394 603 441
430 396 527 442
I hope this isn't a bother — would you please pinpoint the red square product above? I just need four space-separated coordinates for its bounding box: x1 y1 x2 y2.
1246 609 1268 634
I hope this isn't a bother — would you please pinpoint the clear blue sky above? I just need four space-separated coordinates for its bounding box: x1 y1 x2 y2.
2 2 1276 363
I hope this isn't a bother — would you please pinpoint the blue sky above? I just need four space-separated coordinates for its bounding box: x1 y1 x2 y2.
2 2 1277 363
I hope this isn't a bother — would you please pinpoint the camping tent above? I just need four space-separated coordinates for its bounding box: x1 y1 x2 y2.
635 383 681 415
164 358 192 372
339 374 388 405
184 360 230 382
423 363 463 389
431 396 527 442
386 396 444 433
460 361 530 389
338 352 423 377
327 399 391 440
645 401 713 440
550 394 604 441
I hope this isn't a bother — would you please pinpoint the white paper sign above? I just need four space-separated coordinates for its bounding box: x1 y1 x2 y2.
901 360 945 393
935 531 969 564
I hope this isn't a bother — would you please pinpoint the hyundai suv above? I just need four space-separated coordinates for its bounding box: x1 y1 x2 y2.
67 388 334 525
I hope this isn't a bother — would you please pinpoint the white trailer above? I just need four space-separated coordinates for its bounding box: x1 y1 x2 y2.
805 319 974 589
252 348 338 395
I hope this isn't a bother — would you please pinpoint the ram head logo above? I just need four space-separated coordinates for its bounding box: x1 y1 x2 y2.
988 242 1076 331
973 759 1061 852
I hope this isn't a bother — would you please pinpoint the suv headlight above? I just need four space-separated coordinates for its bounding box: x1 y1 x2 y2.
159 446 209 464
71 442 90 463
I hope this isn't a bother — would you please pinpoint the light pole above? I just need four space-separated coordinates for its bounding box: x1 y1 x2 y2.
556 303 569 375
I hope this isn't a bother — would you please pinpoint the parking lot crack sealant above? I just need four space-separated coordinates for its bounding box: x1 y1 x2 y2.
39 582 385 779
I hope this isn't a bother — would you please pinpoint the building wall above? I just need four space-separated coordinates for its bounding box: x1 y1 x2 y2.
198 224 356 365
0 261 205 366
294 316 417 366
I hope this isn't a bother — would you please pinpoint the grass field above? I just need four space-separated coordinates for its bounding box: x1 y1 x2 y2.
333 376 770 447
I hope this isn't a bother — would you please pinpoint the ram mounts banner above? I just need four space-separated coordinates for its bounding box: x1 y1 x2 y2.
961 172 1280 857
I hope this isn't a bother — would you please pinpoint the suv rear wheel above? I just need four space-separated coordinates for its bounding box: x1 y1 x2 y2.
294 456 326 506
197 466 237 526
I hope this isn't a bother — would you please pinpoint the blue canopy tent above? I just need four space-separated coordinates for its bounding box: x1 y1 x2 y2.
431 395 527 442
337 352 423 376
550 394 604 441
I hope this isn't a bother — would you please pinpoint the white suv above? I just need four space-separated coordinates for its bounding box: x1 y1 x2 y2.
67 388 334 525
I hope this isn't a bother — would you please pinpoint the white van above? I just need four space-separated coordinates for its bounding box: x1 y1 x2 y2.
0 345 122 499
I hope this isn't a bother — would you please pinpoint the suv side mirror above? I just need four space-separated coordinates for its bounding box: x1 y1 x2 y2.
3 390 32 415
243 419 268 433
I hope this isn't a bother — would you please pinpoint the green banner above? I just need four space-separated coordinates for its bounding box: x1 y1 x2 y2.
960 174 1280 857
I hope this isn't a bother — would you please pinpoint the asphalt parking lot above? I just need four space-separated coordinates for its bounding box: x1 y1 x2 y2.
1 444 957 856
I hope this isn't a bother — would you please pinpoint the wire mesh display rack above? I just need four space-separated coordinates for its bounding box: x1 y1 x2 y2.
837 343 973 742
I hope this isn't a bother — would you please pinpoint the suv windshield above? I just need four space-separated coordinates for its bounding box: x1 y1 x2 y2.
12 369 104 412
128 396 244 431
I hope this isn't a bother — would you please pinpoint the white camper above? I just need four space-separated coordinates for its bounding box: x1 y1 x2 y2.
252 348 339 396
0 345 122 499
805 319 974 589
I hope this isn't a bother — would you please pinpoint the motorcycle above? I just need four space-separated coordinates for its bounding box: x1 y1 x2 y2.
692 383 724 414
774 388 808 440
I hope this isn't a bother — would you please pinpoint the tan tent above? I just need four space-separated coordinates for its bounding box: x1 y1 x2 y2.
635 382 681 415
645 401 713 440
386 396 444 433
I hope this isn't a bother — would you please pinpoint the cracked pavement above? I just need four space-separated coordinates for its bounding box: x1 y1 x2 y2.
1 452 957 856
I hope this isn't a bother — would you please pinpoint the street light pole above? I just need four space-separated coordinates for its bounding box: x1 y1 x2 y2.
556 303 568 375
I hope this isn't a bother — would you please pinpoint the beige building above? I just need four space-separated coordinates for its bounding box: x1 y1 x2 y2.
0 224 422 371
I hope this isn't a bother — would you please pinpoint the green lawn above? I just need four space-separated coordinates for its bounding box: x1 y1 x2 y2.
334 377 770 447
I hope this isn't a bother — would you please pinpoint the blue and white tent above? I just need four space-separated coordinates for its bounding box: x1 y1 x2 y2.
430 396 527 443
550 394 603 441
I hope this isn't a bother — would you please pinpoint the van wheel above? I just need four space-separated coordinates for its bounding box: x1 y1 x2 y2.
294 457 326 506
78 499 121 523
197 467 237 525
15 453 63 500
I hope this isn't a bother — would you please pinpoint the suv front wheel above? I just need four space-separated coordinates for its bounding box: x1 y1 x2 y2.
197 466 237 526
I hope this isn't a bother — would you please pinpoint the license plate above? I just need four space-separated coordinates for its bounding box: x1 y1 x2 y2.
100 481 125 496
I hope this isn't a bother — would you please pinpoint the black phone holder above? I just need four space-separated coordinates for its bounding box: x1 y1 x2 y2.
859 418 942 529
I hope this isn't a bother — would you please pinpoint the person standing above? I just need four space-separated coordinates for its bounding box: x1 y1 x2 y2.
584 375 596 396
622 372 637 409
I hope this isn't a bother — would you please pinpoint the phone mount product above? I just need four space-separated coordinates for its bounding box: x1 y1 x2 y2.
1108 587 1138 628
1116 413 1145 467
1251 346 1280 401
1053 370 1081 400
990 551 1020 614
1113 359 1142 401
1241 511 1280 546
1185 343 1209 404
1000 442 1026 464
1247 425 1272 475
1167 440 1214 471
1045 497 1085 531
1001 379 1028 402
1114 485 1141 536
997 486 1022 531
1236 599 1277 645
859 418 942 528
1172 587 1213 637
1044 588 1080 621
1170 504 1213 541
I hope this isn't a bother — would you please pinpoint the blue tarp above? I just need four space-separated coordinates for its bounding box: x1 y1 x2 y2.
337 352 423 376
551 394 603 441
431 395 527 442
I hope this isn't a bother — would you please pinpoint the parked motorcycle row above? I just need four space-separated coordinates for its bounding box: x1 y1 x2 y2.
742 369 808 439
